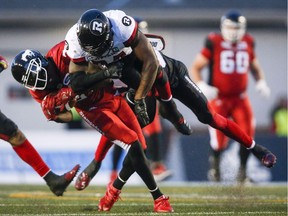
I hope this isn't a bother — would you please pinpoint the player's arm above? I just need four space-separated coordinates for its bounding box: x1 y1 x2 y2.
69 61 122 93
132 31 158 100
190 53 209 82
250 58 270 98
190 53 218 100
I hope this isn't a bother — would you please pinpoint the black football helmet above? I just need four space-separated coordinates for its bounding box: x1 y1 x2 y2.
221 10 246 43
11 50 48 90
77 9 113 57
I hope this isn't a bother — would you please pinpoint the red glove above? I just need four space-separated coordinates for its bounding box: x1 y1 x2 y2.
54 87 76 113
41 87 76 121
41 94 57 120
0 56 8 73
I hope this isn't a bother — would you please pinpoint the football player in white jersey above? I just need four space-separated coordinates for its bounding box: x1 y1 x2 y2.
65 9 192 135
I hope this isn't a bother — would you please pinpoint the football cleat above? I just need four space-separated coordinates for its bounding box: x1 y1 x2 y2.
173 117 193 135
159 100 193 135
251 144 277 168
98 183 121 211
75 172 91 191
75 159 100 190
154 195 174 213
46 164 80 196
151 163 173 182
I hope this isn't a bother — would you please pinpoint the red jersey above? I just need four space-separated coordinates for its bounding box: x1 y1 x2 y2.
201 32 256 97
29 41 110 109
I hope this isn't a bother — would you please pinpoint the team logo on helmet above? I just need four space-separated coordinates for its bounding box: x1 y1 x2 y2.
122 16 132 26
89 19 105 36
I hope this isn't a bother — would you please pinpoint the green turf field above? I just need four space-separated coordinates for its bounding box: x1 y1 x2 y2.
0 183 287 215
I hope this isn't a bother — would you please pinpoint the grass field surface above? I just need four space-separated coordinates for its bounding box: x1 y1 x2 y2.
0 183 287 215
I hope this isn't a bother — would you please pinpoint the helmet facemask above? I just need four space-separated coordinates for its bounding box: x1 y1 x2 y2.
221 14 246 43
22 57 48 90
82 29 113 57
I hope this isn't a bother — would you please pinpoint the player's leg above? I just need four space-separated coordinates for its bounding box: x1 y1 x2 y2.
75 134 113 190
143 109 172 181
110 145 124 182
0 111 79 196
207 99 229 182
232 97 255 183
171 68 276 168
98 97 173 212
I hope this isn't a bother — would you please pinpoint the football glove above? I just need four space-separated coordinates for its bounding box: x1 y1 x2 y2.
197 81 219 101
103 62 123 79
134 98 150 127
255 79 271 98
41 88 76 121
0 56 8 73
41 94 57 120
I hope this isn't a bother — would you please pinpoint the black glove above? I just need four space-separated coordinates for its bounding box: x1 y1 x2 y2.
103 62 123 79
134 98 150 127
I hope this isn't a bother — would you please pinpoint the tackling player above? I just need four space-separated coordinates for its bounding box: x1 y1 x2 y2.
65 8 276 188
0 55 80 196
190 10 271 182
65 8 192 135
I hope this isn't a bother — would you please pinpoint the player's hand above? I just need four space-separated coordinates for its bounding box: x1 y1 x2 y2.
54 87 76 112
197 81 219 101
134 98 150 127
41 94 57 120
103 62 123 79
255 79 271 98
0 56 8 73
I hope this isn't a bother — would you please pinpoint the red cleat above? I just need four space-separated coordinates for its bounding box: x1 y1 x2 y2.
152 163 173 182
98 183 121 211
154 195 174 213
75 172 91 191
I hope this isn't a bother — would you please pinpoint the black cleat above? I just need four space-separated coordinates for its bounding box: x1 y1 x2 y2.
159 99 193 135
173 117 193 135
75 159 101 191
251 144 277 168
45 164 80 196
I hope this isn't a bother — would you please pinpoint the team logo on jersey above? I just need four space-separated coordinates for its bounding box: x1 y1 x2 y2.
122 16 132 26
89 19 105 35
63 73 71 86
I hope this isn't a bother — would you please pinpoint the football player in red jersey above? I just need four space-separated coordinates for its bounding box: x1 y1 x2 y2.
190 10 271 182
0 55 80 196
11 41 173 212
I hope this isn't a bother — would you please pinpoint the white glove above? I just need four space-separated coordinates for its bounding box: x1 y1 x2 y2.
255 79 271 98
197 81 219 100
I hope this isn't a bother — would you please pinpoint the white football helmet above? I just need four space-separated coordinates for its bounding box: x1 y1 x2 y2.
221 10 246 43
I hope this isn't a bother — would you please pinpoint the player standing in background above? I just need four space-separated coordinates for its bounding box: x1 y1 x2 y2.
190 10 271 182
0 55 80 196
110 17 172 183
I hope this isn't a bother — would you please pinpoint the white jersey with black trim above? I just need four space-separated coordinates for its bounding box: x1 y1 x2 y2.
65 10 137 65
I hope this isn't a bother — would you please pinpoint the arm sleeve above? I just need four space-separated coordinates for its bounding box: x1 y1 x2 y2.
69 71 108 93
